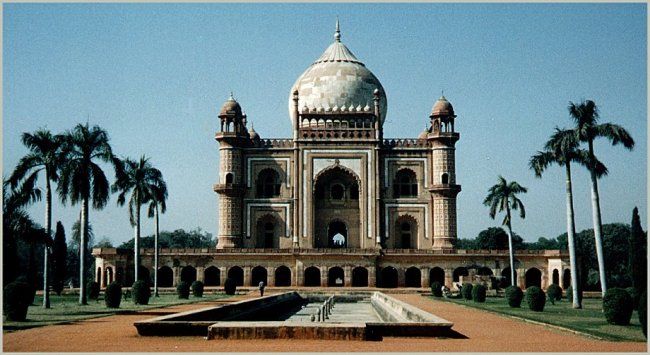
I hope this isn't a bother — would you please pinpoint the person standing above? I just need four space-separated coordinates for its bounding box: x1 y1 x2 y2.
258 281 265 297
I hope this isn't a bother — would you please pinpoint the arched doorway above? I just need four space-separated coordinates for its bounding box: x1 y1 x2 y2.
552 269 559 285
157 266 173 287
180 266 196 283
105 266 114 285
313 166 361 248
251 266 268 286
563 269 571 289
328 221 347 248
525 268 542 289
380 267 398 288
256 214 279 248
501 267 518 288
328 267 345 287
138 266 151 285
352 267 368 287
429 267 445 285
228 266 244 286
453 267 469 283
405 267 421 288
275 266 291 286
304 266 321 287
204 266 220 286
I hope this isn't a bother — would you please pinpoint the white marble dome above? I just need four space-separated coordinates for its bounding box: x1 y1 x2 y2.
288 23 387 127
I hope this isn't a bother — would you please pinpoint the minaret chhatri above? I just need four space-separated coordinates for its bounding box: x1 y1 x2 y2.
214 94 247 248
428 96 461 249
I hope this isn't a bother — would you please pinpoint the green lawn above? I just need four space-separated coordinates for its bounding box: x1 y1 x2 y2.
3 292 231 331
434 295 646 342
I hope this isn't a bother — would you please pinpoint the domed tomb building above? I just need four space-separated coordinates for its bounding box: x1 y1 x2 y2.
93 23 570 291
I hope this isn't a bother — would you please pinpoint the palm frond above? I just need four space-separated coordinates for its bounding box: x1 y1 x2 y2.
596 122 635 149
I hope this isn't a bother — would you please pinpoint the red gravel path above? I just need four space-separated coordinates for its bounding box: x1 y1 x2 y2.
3 292 646 352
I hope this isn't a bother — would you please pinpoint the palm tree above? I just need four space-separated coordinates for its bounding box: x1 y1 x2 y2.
483 176 527 287
8 129 63 308
568 100 634 295
146 179 168 297
529 128 607 308
57 123 122 305
112 155 166 285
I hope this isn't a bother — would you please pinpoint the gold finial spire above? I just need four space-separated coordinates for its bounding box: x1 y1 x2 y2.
335 18 341 42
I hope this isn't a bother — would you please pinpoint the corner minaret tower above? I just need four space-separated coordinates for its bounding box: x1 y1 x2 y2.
428 96 461 249
214 94 248 248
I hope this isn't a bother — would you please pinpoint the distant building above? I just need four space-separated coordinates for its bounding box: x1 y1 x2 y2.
93 23 570 291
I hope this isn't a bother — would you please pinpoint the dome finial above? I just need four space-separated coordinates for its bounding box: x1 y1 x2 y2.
335 18 341 42
229 92 235 101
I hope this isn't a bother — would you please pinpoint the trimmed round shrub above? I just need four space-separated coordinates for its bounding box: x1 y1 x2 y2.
104 281 122 308
430 281 443 297
566 286 583 304
625 287 640 310
472 284 487 303
505 286 523 308
131 280 151 305
461 283 473 300
603 287 633 325
15 276 36 305
526 286 546 312
3 280 33 321
87 281 100 300
546 284 562 305
176 281 190 299
224 278 236 296
639 290 646 338
191 280 205 297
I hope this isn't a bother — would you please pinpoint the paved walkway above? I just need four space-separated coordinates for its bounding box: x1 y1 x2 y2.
3 291 646 352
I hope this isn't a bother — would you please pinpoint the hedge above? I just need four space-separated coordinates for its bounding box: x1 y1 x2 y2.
505 285 523 308
526 286 546 312
603 288 633 325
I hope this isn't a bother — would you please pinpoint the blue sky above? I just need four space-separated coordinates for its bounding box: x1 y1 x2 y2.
3 3 647 247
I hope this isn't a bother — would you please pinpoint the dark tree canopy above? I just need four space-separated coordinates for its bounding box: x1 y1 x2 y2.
118 228 215 250
52 221 68 295
476 227 524 250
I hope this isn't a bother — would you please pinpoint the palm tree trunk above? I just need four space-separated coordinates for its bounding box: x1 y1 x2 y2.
588 139 607 296
79 198 88 305
43 178 52 308
133 193 141 284
565 162 581 308
506 207 516 287
154 204 159 297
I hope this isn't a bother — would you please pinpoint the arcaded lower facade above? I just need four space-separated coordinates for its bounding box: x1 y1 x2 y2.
92 24 571 291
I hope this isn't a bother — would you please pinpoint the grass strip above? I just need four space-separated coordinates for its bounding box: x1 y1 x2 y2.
4 293 231 331
428 295 645 342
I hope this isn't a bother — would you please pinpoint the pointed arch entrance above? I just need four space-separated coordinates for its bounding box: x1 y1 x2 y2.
313 165 361 248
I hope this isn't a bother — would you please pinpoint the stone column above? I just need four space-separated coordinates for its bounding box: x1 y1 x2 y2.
397 268 406 288
219 266 227 286
421 267 429 289
173 267 181 287
444 268 454 288
244 266 252 287
267 266 275 287
344 265 352 287
196 267 205 283
320 267 328 287
368 266 377 287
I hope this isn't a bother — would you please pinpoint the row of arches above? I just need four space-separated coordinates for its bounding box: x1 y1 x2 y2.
98 264 563 289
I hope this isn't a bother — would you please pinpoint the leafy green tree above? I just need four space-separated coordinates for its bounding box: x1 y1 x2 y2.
483 176 527 287
476 227 524 250
529 127 606 308
118 228 214 249
111 155 166 283
68 220 95 288
526 237 560 250
628 207 647 291
8 129 63 308
569 100 635 295
58 123 122 305
52 221 67 295
454 238 477 250
93 237 114 248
